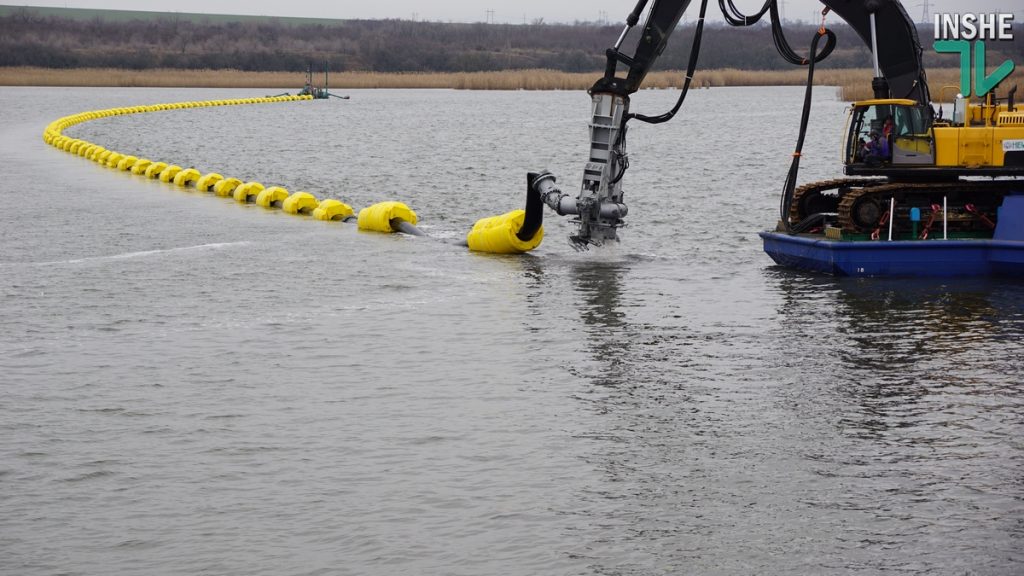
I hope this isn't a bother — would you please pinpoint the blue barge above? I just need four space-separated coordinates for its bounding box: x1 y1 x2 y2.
761 194 1024 277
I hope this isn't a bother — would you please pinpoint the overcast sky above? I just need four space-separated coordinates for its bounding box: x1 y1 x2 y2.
8 0 1022 25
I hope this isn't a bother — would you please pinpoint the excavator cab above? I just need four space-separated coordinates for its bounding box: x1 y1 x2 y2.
845 99 935 173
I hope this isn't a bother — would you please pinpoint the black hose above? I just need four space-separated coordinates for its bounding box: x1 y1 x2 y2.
779 28 836 234
627 0 710 125
719 0 836 65
518 173 544 241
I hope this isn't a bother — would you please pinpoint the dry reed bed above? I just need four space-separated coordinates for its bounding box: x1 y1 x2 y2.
0 66 993 101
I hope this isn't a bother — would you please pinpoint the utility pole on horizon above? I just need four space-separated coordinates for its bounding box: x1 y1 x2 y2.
917 0 930 24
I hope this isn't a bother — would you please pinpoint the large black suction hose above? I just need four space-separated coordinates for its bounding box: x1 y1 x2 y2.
518 173 545 241
780 27 837 234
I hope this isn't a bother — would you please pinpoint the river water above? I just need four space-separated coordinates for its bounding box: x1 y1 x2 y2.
1 86 1023 575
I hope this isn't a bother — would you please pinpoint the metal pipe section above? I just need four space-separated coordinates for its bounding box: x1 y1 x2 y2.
615 0 650 50
532 171 628 220
532 171 576 214
614 25 633 51
869 12 881 78
391 219 426 236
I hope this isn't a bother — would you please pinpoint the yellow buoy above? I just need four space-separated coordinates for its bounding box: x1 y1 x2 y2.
116 155 139 171
282 192 319 215
144 162 169 179
130 159 153 175
195 173 223 192
312 199 355 221
158 165 183 182
466 209 544 254
173 168 202 188
357 201 418 233
256 186 290 208
233 181 264 203
105 153 124 168
213 177 243 197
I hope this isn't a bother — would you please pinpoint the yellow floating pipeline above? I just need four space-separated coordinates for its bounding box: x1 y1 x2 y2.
195 173 223 192
466 209 544 254
313 199 355 221
256 186 289 208
233 182 264 203
158 165 183 183
144 162 169 179
282 192 319 215
357 201 418 233
213 177 243 197
39 95 532 254
173 168 201 188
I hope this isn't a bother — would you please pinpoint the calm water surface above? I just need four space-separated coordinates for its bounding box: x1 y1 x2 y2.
1 86 1023 575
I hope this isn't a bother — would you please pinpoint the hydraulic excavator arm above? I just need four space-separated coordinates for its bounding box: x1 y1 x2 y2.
529 0 934 248
530 0 694 249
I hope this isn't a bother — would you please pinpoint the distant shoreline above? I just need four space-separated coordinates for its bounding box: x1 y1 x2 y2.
0 67 966 101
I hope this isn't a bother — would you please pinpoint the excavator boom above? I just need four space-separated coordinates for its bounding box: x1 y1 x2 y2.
819 0 929 103
529 0 949 247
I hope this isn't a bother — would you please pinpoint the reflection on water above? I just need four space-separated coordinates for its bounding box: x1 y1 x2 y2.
573 260 629 331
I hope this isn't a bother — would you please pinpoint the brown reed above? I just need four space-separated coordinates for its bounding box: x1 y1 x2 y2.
0 66 998 102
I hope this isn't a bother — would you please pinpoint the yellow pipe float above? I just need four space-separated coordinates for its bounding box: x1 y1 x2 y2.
116 155 139 171
256 186 289 208
213 177 243 198
144 162 169 179
282 192 319 215
173 168 201 188
195 173 223 192
130 159 153 175
466 210 544 254
357 201 418 233
313 199 355 221
158 165 183 183
233 181 264 203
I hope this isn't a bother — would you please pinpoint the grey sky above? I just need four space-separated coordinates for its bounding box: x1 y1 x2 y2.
8 0 1021 25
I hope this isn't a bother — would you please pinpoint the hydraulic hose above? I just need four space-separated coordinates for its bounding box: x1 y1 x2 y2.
719 0 836 65
625 0 835 127
779 26 837 234
627 0 710 125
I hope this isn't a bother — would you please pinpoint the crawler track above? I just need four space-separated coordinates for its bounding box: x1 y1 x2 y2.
787 178 885 224
787 178 1019 234
835 180 1017 234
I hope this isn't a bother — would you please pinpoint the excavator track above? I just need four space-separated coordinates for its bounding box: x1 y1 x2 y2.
788 178 886 224
834 180 1018 234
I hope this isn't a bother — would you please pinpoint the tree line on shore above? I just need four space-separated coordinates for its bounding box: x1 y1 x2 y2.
0 8 1018 74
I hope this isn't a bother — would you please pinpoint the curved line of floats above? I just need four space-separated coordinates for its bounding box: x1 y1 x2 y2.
42 95 543 254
